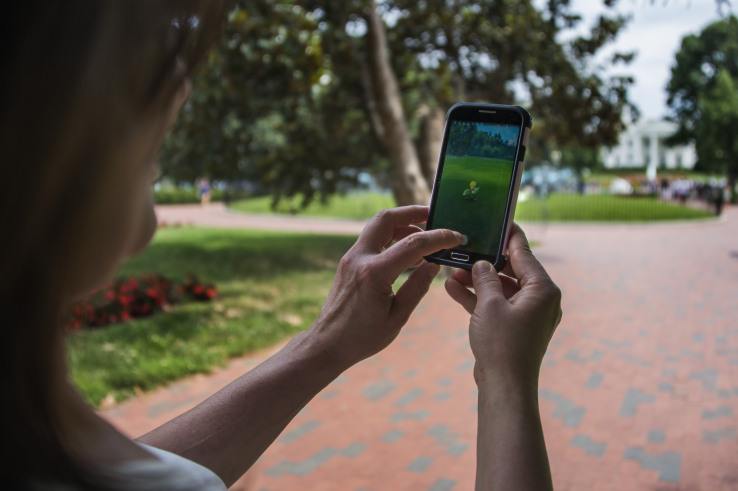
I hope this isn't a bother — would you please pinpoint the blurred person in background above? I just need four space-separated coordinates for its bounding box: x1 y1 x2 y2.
2 2 562 490
197 177 211 205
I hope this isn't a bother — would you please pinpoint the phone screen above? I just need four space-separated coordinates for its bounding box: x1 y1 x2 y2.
430 119 521 256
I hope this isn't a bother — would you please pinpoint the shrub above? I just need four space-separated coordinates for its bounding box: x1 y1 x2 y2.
66 273 217 331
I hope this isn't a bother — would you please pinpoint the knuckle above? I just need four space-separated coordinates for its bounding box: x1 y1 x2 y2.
373 208 392 224
355 260 376 283
405 232 428 250
478 294 503 311
440 229 456 243
546 282 562 305
338 253 356 272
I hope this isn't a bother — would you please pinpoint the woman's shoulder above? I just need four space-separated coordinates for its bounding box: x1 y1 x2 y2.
110 443 227 491
28 444 227 491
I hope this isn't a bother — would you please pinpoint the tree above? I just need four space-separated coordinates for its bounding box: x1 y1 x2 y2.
162 2 383 206
696 70 738 202
666 15 738 202
164 1 636 206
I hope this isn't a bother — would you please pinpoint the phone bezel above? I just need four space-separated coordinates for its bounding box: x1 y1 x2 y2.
424 103 531 270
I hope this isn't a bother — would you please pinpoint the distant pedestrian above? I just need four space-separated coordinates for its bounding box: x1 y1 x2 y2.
198 177 211 205
713 185 725 216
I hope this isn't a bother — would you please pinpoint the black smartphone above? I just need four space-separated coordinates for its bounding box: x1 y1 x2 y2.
425 102 532 270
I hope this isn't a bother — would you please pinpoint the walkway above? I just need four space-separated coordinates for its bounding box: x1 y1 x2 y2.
104 206 738 490
155 203 366 235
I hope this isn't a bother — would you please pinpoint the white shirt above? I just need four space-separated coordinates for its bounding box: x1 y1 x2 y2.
32 444 227 491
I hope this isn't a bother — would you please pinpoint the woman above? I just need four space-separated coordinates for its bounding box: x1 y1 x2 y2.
2 2 562 489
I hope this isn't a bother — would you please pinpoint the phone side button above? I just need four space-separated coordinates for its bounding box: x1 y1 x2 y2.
450 251 470 262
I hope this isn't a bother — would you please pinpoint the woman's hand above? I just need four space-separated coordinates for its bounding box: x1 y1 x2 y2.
445 223 560 491
444 223 562 391
310 205 464 369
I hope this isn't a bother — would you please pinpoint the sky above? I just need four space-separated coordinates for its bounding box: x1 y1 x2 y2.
568 0 729 120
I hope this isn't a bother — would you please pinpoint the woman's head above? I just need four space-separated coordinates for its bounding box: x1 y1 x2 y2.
1 1 224 484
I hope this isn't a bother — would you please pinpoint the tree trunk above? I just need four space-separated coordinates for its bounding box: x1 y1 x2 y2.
361 1 430 206
417 104 445 189
728 166 737 204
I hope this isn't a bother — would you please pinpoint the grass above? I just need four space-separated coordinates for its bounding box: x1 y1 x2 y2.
231 189 713 224
431 155 514 254
229 192 395 220
67 228 356 407
515 194 713 222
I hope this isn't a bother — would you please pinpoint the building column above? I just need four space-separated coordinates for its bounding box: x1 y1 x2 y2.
647 135 658 181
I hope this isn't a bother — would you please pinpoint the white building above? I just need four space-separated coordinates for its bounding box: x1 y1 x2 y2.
602 119 696 180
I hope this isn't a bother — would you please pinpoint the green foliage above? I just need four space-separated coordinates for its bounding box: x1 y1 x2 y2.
667 16 738 145
161 2 380 205
162 1 634 205
154 187 225 204
232 190 712 223
515 194 713 222
666 15 738 201
387 0 635 149
68 228 355 406
230 191 395 220
695 69 738 200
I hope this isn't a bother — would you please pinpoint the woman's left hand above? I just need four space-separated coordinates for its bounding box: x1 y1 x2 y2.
309 205 464 368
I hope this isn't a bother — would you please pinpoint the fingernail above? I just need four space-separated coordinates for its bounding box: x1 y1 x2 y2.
454 232 468 245
473 260 492 273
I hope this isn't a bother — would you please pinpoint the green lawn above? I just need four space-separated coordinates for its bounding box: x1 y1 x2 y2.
231 190 713 223
67 228 355 407
515 194 713 221
230 192 395 220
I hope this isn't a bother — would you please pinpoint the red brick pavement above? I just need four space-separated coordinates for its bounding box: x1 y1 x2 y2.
103 207 738 490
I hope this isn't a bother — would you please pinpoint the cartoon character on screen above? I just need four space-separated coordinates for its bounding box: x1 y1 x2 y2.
462 180 480 201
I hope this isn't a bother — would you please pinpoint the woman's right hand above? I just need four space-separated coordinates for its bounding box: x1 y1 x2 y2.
444 224 562 392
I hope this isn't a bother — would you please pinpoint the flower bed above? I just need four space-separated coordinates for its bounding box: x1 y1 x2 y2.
67 274 216 331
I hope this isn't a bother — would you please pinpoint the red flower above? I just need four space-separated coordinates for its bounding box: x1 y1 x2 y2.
146 287 159 299
121 312 131 321
205 288 217 299
104 290 115 301
118 294 133 307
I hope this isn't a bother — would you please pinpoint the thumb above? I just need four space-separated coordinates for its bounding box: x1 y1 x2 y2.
471 260 504 302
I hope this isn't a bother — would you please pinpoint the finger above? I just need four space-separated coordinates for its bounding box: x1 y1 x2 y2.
454 268 518 299
451 268 473 287
356 206 429 252
444 277 476 314
471 260 505 303
389 261 440 327
505 223 551 287
386 224 424 249
373 229 464 283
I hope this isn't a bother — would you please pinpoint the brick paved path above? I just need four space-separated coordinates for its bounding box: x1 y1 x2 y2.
104 207 738 490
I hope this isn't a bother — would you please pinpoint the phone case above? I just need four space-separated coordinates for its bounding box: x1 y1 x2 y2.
425 102 533 271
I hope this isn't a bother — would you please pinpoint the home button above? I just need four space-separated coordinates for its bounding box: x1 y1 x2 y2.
450 251 470 262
